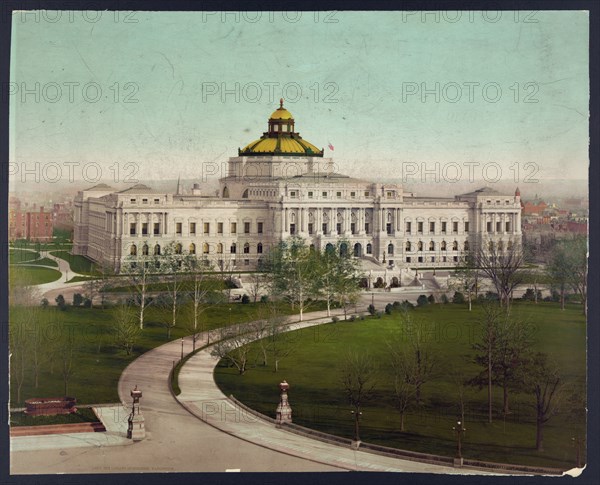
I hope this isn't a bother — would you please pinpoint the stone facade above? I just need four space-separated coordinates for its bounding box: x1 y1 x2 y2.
73 105 522 273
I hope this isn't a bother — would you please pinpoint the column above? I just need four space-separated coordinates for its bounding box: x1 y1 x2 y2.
284 208 289 232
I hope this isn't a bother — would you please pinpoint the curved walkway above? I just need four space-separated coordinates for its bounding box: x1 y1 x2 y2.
176 314 489 475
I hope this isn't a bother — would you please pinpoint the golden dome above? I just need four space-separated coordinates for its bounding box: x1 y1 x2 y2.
239 99 323 157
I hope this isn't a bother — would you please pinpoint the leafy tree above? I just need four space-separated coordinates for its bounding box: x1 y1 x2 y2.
112 304 141 355
264 237 319 321
55 294 67 310
452 291 465 304
565 236 588 316
241 294 250 304
186 256 213 350
416 295 429 307
40 298 49 307
211 324 254 375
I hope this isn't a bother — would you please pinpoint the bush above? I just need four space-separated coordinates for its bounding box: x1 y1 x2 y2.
260 295 269 303
83 298 92 308
332 316 339 323
522 288 541 301
349 315 357 322
72 293 83 307
441 294 449 304
385 303 393 315
367 304 376 315
241 294 250 304
55 294 67 310
427 294 436 304
401 300 415 311
417 295 429 307
41 298 49 307
485 291 499 301
453 291 465 304
375 311 383 319
359 315 365 321
392 301 401 310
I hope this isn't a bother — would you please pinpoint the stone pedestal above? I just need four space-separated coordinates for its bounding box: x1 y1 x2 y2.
127 386 145 441
453 457 464 467
351 440 361 450
275 380 292 425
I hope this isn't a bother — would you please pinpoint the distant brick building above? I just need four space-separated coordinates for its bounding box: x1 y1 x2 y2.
9 206 54 242
522 200 548 216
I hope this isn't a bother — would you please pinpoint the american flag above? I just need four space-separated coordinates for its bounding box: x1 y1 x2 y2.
328 142 334 151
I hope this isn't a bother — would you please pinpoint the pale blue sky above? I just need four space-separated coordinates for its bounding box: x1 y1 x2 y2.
10 10 589 182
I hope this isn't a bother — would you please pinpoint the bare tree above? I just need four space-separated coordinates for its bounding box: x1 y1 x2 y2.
565 236 588 317
160 242 192 339
476 237 525 310
391 368 416 432
187 256 213 350
524 352 563 451
82 278 101 307
247 272 266 304
57 323 77 396
112 303 141 355
546 243 569 310
122 250 156 329
340 350 377 442
9 312 29 404
210 324 253 375
451 260 479 311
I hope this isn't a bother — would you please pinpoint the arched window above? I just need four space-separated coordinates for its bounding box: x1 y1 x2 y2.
429 241 435 251
507 240 514 250
217 243 223 254
405 241 411 252
441 240 447 251
366 243 372 254
130 244 137 256
257 243 263 254
464 241 469 251
488 241 494 251
154 244 161 255
325 243 334 254
175 243 182 254
222 186 229 198
230 243 236 254
353 243 362 257
142 244 149 256
498 240 504 251
453 241 459 251
387 243 394 255
418 241 423 252
244 243 250 254
242 189 248 198
189 243 196 255
203 242 209 254
340 243 348 257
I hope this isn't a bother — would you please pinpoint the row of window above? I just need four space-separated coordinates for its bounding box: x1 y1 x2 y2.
129 242 265 256
128 221 264 236
129 198 162 204
405 221 469 234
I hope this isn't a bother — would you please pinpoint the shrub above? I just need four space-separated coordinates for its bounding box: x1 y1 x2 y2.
72 293 83 307
427 294 436 304
401 300 415 311
367 304 376 315
453 291 465 304
392 301 401 310
349 315 357 322
40 298 49 307
375 311 383 319
83 298 92 308
385 303 393 315
441 294 449 304
417 295 429 307
241 294 250 304
332 316 339 323
55 294 67 310
485 291 499 301
260 295 269 303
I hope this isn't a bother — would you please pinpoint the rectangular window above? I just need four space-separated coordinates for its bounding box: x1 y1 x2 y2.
406 256 412 263
453 221 459 233
487 221 492 232
365 223 370 234
203 222 210 234
142 223 148 235
130 198 136 203
441 221 447 233
154 198 160 204
257 222 263 234
417 222 423 233
337 223 342 235
142 198 148 204
218 222 223 234
322 191 328 198
308 191 314 198
351 223 356 234
257 245 263 254
387 191 393 198
430 256 435 262
336 191 342 198
406 221 412 233
308 223 314 235
418 256 423 263
386 223 392 235
453 256 458 262
351 191 356 198
429 222 435 233
176 222 182 235
244 259 250 266
231 222 237 234
230 244 236 254
322 223 328 234
290 224 296 235
505 221 510 232
244 222 251 234
464 222 469 233
364 191 370 197
190 222 196 235
290 190 297 198
496 222 502 232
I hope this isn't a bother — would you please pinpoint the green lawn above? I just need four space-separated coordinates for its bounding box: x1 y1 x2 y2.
9 266 62 286
105 278 233 293
10 408 99 426
214 302 586 469
9 249 40 264
49 250 99 275
9 300 330 406
11 241 72 251
14 257 59 268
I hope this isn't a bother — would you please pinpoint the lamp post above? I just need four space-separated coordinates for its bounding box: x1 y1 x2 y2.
452 420 466 466
180 337 184 361
351 409 363 446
